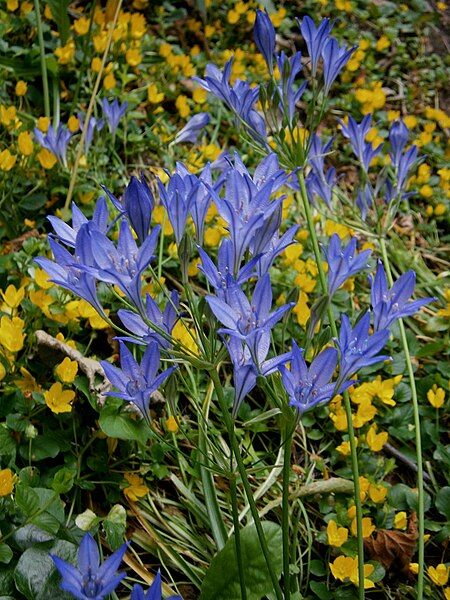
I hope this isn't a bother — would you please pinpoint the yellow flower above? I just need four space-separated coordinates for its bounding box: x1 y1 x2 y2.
37 116 50 132
73 16 90 35
435 203 446 216
21 1 33 15
292 292 311 327
126 48 142 67
37 148 57 169
393 511 407 530
55 40 76 65
325 220 352 239
0 105 17 127
327 520 348 547
68 115 80 132
427 385 445 408
353 398 377 428
166 415 179 433
55 357 78 383
14 366 40 394
44 382 75 413
445 587 450 600
365 424 388 452
123 472 149 501
130 13 146 38
7 0 19 10
193 88 207 105
147 83 164 104
428 564 449 586
0 149 17 171
0 362 6 381
330 556 375 589
175 95 190 118
18 131 33 156
34 268 53 289
1 284 25 308
376 35 390 51
410 562 419 575
103 73 116 90
15 80 28 96
351 516 375 538
172 320 198 355
0 315 25 352
368 483 388 503
91 57 102 73
0 469 15 496
358 476 370 501
77 300 110 329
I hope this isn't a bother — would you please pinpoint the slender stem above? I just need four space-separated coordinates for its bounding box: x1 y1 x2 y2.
230 461 247 600
379 235 424 599
63 0 123 212
297 172 365 600
209 368 284 600
33 0 50 118
282 421 293 600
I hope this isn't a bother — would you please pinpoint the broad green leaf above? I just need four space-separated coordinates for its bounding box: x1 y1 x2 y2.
14 540 76 600
0 426 15 457
52 468 75 494
0 545 12 565
0 564 15 596
435 487 450 520
15 484 40 516
200 521 283 600
310 580 332 599
99 402 151 444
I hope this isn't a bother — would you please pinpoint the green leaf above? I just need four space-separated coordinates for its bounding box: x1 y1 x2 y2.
15 484 40 516
104 504 127 550
310 580 332 599
52 468 75 494
200 521 283 600
99 401 151 444
0 545 12 565
309 559 326 576
14 540 76 600
43 0 71 44
0 426 15 457
435 487 450 520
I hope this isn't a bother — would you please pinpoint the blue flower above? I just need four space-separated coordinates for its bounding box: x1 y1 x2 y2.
336 313 390 383
117 290 179 349
227 337 291 416
305 134 336 206
194 60 267 144
371 261 434 331
323 234 372 296
50 532 128 600
254 10 276 72
123 175 155 244
157 171 199 245
131 571 182 600
389 120 410 169
47 197 109 247
396 144 418 193
174 162 213 244
82 219 160 310
77 113 104 153
339 115 382 172
355 184 373 221
101 341 176 424
101 98 128 134
174 112 210 144
34 124 72 165
206 274 293 366
280 341 343 412
321 38 355 94
35 227 105 316
299 16 332 76
275 51 307 124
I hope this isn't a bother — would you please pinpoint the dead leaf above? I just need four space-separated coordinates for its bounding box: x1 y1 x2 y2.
364 512 418 575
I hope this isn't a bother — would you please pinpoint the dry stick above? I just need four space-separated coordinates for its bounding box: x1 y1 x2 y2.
35 329 108 393
63 0 123 213
35 329 166 403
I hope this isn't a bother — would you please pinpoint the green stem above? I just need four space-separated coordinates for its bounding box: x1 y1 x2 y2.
33 0 50 118
297 172 365 600
209 368 284 600
282 421 293 600
379 235 424 599
230 464 247 600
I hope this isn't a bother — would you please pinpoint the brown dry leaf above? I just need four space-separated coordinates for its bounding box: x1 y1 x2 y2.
364 512 418 575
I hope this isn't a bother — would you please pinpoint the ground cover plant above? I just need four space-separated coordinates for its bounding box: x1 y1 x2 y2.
0 1 449 599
